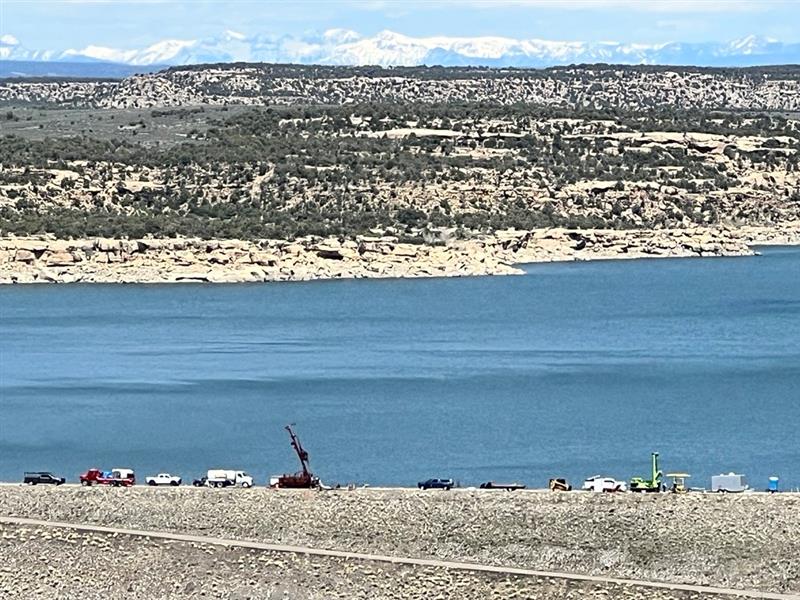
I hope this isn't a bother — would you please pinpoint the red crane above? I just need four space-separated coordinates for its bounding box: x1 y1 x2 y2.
272 425 319 489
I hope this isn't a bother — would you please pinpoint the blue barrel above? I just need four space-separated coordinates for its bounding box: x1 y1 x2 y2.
768 476 779 492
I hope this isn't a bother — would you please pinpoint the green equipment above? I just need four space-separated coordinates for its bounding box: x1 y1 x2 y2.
630 452 664 492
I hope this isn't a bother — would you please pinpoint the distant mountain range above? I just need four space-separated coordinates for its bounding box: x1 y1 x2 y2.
2 30 799 78
0 60 159 79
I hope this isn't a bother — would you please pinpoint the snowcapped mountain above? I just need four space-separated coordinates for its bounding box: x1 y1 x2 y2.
1 30 798 71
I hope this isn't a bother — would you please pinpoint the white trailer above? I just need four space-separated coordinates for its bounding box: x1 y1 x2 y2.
206 469 253 488
711 472 748 493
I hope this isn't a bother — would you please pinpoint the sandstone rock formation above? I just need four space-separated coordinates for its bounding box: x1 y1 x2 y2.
1 225 797 285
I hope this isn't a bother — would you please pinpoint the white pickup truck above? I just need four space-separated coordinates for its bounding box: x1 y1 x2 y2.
205 469 253 488
145 473 182 486
582 476 627 493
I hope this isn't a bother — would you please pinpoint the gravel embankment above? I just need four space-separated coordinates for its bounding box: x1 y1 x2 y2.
0 523 748 600
1 487 799 594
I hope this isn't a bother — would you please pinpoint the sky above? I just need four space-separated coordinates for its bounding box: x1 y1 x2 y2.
1 0 800 51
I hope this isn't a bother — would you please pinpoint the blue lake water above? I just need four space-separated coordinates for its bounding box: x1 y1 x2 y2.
1 246 799 489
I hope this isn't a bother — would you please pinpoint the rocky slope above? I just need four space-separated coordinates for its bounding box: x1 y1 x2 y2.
1 522 739 599
1 487 799 594
2 225 798 284
2 102 799 244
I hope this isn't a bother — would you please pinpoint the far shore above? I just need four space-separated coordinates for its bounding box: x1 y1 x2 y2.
1 224 799 285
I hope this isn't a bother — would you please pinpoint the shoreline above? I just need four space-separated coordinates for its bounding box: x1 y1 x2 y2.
1 482 798 494
1 224 799 285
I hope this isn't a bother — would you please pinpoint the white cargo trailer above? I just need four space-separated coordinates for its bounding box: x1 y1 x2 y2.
711 472 748 493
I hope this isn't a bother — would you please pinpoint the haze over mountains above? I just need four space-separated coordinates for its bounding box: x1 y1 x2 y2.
1 29 799 77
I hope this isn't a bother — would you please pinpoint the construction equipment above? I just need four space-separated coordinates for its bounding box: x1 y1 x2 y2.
548 478 572 492
666 472 690 493
630 452 663 492
270 425 320 489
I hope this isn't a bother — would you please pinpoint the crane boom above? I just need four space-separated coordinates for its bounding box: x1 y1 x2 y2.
286 425 310 476
272 424 319 489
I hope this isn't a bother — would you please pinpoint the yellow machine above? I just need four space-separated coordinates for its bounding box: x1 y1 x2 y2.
666 472 691 493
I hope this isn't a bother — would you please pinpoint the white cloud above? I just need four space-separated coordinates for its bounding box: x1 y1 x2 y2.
224 30 246 41
445 0 773 12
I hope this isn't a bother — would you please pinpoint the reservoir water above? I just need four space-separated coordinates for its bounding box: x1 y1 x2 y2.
1 246 799 489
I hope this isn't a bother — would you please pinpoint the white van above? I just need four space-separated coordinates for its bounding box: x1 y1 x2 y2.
206 469 253 488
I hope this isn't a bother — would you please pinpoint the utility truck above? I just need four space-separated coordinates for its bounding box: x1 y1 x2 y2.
205 469 253 488
582 476 626 492
80 468 135 487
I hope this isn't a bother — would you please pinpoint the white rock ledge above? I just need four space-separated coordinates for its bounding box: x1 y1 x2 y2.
0 225 798 285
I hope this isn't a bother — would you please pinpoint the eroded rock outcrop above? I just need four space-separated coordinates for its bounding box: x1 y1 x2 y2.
1 225 797 285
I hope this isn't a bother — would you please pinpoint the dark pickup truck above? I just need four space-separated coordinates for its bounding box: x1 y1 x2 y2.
418 478 454 490
23 472 66 485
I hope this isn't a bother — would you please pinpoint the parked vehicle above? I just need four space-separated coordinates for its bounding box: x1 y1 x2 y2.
192 476 207 487
205 469 253 488
711 472 749 493
23 471 65 485
418 478 454 490
80 468 135 487
582 476 626 493
548 477 572 492
479 481 526 491
145 473 182 486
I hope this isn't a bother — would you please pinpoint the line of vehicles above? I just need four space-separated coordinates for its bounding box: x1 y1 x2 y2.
558 453 759 493
417 452 764 494
21 425 318 490
19 446 775 494
422 452 764 494
551 452 757 493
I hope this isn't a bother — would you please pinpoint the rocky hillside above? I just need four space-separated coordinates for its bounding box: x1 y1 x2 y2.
1 100 799 242
0 64 799 246
2 64 800 111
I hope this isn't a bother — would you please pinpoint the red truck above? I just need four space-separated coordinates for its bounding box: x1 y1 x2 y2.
80 468 135 487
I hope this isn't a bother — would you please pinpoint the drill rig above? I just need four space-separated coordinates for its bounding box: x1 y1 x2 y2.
271 425 320 489
630 451 664 492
